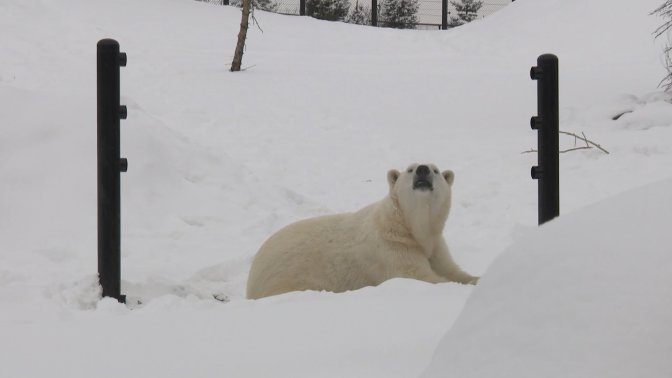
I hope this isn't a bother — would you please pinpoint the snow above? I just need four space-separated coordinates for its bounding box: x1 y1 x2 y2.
423 179 672 378
3 278 471 377
0 0 671 376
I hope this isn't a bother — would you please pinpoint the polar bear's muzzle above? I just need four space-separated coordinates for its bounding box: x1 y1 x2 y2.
413 165 433 191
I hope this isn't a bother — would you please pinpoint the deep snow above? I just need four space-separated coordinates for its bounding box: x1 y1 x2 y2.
1 0 671 376
423 179 672 378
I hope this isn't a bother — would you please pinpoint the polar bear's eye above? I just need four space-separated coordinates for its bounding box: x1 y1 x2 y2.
407 168 413 173
433 169 439 174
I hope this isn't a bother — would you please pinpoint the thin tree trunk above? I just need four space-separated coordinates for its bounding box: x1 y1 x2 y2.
231 0 251 72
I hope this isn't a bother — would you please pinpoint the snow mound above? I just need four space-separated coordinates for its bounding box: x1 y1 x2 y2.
423 178 672 378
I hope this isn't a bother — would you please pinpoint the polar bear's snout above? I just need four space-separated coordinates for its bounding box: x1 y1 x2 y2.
413 164 433 191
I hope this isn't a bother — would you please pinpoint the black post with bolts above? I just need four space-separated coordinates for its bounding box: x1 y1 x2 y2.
441 0 448 30
371 0 378 26
97 39 127 303
530 54 559 225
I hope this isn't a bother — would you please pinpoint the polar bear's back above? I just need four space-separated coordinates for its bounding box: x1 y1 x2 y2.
246 207 379 299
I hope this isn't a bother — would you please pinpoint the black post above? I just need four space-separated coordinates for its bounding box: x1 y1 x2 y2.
97 39 127 303
530 54 559 225
371 0 378 26
300 0 306 15
441 0 448 29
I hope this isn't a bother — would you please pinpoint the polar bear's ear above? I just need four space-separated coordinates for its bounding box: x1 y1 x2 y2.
387 169 400 189
442 170 455 185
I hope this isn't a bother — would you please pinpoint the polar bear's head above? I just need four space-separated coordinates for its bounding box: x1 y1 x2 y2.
386 163 454 237
387 163 454 198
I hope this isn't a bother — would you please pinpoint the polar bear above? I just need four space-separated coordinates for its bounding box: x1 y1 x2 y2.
246 163 478 299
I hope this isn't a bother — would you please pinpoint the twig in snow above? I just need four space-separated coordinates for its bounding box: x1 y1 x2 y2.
559 131 610 154
521 130 609 155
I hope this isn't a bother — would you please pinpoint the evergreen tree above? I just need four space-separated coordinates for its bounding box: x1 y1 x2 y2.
306 0 350 21
380 0 418 29
450 0 482 24
254 0 278 12
345 0 371 25
447 15 463 27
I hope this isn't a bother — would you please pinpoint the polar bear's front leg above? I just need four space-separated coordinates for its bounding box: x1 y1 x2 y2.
389 251 452 284
414 267 453 284
401 262 452 284
429 239 479 285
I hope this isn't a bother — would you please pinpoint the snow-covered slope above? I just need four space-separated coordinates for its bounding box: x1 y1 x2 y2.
1 0 671 376
423 178 672 378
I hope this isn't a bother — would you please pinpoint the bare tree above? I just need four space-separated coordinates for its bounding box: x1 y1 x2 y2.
652 1 672 89
231 0 251 72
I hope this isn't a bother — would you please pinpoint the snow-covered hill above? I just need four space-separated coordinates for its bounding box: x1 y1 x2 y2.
1 0 671 376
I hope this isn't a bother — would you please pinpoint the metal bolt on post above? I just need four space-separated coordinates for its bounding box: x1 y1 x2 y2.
530 54 559 225
97 39 128 303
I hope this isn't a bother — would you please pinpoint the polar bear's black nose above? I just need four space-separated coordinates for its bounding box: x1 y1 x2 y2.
416 165 430 177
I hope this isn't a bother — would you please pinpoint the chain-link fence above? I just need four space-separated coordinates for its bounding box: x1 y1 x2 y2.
196 0 299 14
415 0 512 28
196 0 512 28
197 0 231 4
273 0 301 15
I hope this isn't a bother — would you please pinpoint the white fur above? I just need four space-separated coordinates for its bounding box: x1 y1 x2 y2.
246 163 478 299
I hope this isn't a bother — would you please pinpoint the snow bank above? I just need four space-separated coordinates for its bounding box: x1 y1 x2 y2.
423 179 672 378
1 278 472 378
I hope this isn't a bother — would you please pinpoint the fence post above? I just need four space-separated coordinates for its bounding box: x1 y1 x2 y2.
441 0 447 29
97 39 127 303
371 0 378 26
300 0 306 15
530 54 559 225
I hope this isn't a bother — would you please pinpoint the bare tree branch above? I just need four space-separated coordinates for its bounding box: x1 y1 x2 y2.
251 7 264 33
559 146 594 154
652 2 672 38
652 2 672 89
521 130 609 155
559 131 610 154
